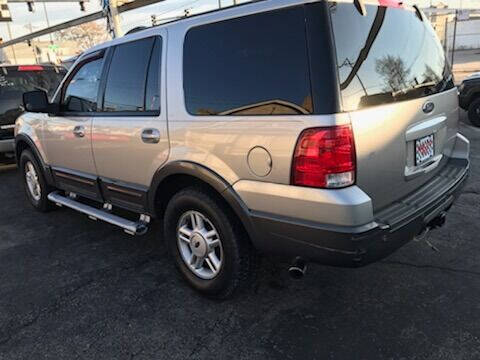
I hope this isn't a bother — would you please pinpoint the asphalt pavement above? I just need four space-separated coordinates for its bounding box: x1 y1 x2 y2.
0 113 479 360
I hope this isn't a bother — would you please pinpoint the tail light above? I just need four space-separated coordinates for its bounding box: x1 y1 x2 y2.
291 125 356 189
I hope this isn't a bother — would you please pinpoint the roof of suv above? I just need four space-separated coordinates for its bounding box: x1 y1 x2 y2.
80 0 417 66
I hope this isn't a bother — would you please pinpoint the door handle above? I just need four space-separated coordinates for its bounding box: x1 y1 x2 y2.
141 128 160 144
73 126 85 138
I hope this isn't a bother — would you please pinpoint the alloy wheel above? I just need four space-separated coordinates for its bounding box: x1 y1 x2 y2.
176 210 224 280
25 161 41 201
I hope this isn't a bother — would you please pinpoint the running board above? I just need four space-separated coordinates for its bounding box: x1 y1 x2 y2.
47 191 149 236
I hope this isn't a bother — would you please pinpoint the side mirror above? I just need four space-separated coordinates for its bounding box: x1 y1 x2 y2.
23 90 50 113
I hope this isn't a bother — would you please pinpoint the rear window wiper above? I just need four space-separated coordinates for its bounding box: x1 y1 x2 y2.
354 0 367 16
413 5 424 21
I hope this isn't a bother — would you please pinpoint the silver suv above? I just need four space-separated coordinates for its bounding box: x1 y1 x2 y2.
16 0 470 298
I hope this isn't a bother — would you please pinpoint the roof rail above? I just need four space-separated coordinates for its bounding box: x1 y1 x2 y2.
125 26 149 35
151 0 268 28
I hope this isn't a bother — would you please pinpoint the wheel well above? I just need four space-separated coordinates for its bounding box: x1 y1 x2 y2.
15 139 30 165
155 174 225 217
153 174 250 238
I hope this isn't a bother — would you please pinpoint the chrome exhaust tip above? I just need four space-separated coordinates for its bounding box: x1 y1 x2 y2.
288 257 307 279
427 211 447 230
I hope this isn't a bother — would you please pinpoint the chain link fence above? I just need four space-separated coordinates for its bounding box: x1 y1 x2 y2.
426 8 480 83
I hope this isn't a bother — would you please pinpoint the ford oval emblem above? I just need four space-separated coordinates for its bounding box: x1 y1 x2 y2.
423 101 435 114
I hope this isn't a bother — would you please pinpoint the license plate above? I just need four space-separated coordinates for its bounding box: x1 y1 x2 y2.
415 134 435 166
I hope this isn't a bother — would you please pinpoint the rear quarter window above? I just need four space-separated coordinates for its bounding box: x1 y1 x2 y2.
183 6 313 116
330 3 454 111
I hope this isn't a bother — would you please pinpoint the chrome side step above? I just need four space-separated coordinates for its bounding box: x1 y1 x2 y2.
47 191 149 236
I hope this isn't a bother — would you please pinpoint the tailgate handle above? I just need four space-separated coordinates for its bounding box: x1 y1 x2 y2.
405 116 446 141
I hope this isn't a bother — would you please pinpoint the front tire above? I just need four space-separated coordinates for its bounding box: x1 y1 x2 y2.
468 98 480 127
19 149 55 212
164 187 257 299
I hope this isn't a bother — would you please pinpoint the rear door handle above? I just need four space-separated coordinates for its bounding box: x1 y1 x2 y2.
141 128 160 144
73 126 85 138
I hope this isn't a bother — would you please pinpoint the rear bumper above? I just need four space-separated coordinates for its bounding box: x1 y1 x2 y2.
249 157 469 267
0 139 14 153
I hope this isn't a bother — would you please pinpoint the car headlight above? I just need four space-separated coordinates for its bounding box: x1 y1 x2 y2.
458 83 465 93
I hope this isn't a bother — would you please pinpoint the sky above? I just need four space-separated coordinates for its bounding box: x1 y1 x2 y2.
1 0 480 42
0 0 241 40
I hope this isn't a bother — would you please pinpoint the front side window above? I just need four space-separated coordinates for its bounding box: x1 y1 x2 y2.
330 3 454 111
63 57 103 112
183 6 313 116
103 37 156 112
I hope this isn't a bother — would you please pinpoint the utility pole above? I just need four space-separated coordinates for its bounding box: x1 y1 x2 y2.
102 0 122 38
109 0 123 38
443 16 448 54
26 23 39 64
42 2 54 44
42 1 54 63
5 23 17 64
451 9 458 66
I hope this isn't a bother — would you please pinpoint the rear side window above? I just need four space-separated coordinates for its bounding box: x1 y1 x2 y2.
330 3 454 111
63 57 103 112
103 37 159 113
184 7 313 116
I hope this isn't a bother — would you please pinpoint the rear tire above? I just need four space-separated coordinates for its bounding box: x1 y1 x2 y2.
164 187 257 299
468 98 480 127
19 149 55 212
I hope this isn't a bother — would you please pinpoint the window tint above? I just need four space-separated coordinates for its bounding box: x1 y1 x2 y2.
145 38 162 112
184 7 313 116
103 38 154 112
63 58 103 112
330 4 454 111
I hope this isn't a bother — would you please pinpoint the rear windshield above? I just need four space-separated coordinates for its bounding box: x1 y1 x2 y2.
0 68 65 99
330 3 454 111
